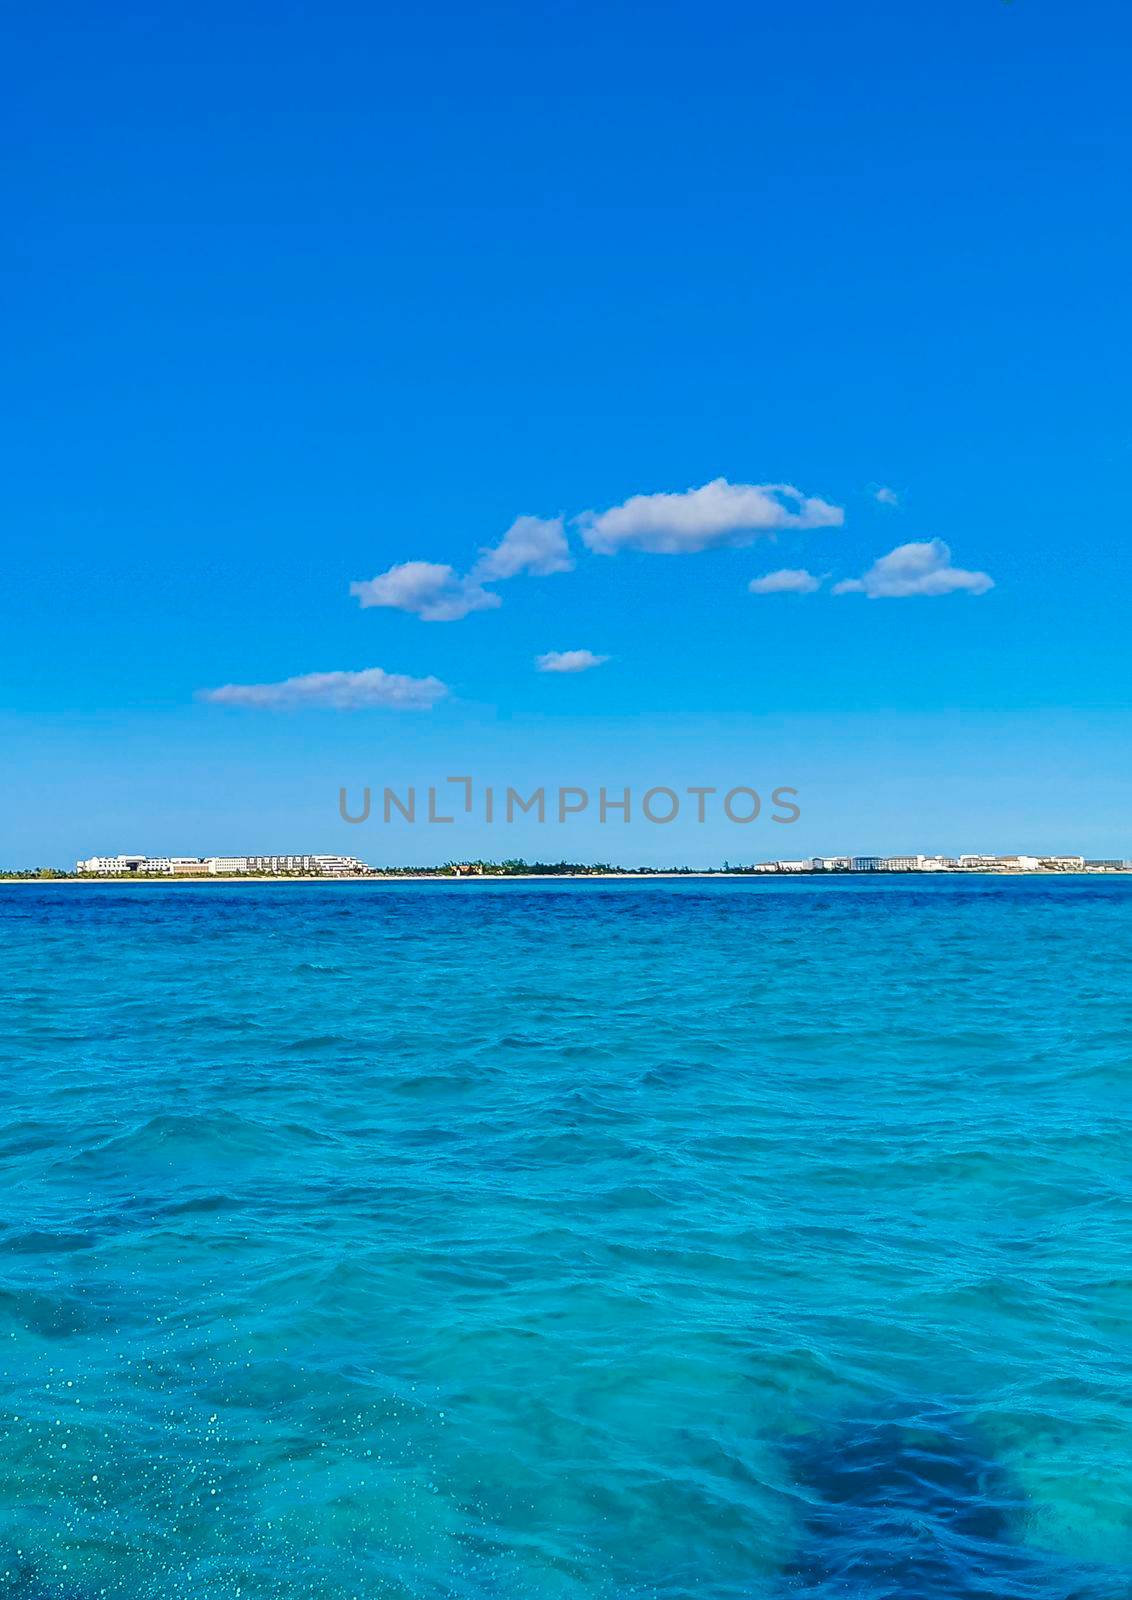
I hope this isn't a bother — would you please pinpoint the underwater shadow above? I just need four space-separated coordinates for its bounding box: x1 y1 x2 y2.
783 1399 1091 1599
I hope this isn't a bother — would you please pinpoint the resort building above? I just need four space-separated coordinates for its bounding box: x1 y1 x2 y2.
76 853 368 877
209 854 367 875
312 855 367 874
76 854 165 875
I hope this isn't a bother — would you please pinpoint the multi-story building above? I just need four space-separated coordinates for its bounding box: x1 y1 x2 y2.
812 856 852 871
207 854 367 876
850 857 882 871
312 855 367 875
77 856 118 874
880 855 924 871
245 855 308 873
76 854 164 874
77 853 368 877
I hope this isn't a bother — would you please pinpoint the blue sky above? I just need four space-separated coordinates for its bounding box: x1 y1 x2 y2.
3 0 1131 866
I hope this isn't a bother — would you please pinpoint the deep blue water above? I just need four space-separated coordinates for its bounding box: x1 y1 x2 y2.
1 877 1130 1599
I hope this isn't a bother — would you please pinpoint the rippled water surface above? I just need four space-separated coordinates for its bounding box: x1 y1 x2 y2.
2 877 1131 1598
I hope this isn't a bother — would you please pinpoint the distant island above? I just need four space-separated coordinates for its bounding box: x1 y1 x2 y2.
1 851 1129 881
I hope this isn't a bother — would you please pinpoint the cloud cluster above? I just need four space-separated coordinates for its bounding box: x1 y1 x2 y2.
351 515 571 621
748 541 994 600
579 478 843 555
833 540 993 598
535 649 609 674
198 476 995 715
349 480 845 624
199 667 448 711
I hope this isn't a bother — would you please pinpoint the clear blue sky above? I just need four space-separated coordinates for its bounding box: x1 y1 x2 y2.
3 0 1130 867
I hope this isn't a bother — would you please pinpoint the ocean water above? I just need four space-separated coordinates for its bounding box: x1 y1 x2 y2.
1 877 1130 1600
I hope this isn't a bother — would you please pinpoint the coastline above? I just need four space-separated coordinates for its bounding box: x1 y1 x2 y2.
3 870 1130 886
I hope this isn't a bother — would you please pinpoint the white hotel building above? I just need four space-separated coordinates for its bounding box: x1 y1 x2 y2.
76 853 367 877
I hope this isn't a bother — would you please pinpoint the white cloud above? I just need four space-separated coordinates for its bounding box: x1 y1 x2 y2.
351 517 572 622
473 515 572 581
349 561 499 622
200 666 448 710
578 478 843 555
535 649 609 674
748 568 822 595
833 540 994 598
873 485 901 507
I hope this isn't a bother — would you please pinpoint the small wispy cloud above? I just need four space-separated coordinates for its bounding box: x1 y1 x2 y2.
748 568 822 595
833 540 993 599
535 649 610 674
199 666 449 710
577 478 843 555
873 485 901 507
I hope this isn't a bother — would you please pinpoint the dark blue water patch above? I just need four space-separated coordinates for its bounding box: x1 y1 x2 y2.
785 1401 1115 1599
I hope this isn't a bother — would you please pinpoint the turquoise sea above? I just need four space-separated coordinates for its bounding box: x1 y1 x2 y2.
1 877 1130 1599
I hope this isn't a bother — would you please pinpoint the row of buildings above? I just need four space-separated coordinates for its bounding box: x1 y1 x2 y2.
752 854 1130 873
75 853 367 877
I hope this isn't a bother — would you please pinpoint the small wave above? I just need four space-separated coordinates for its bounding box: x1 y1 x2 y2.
56 1111 330 1173
0 1228 96 1254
